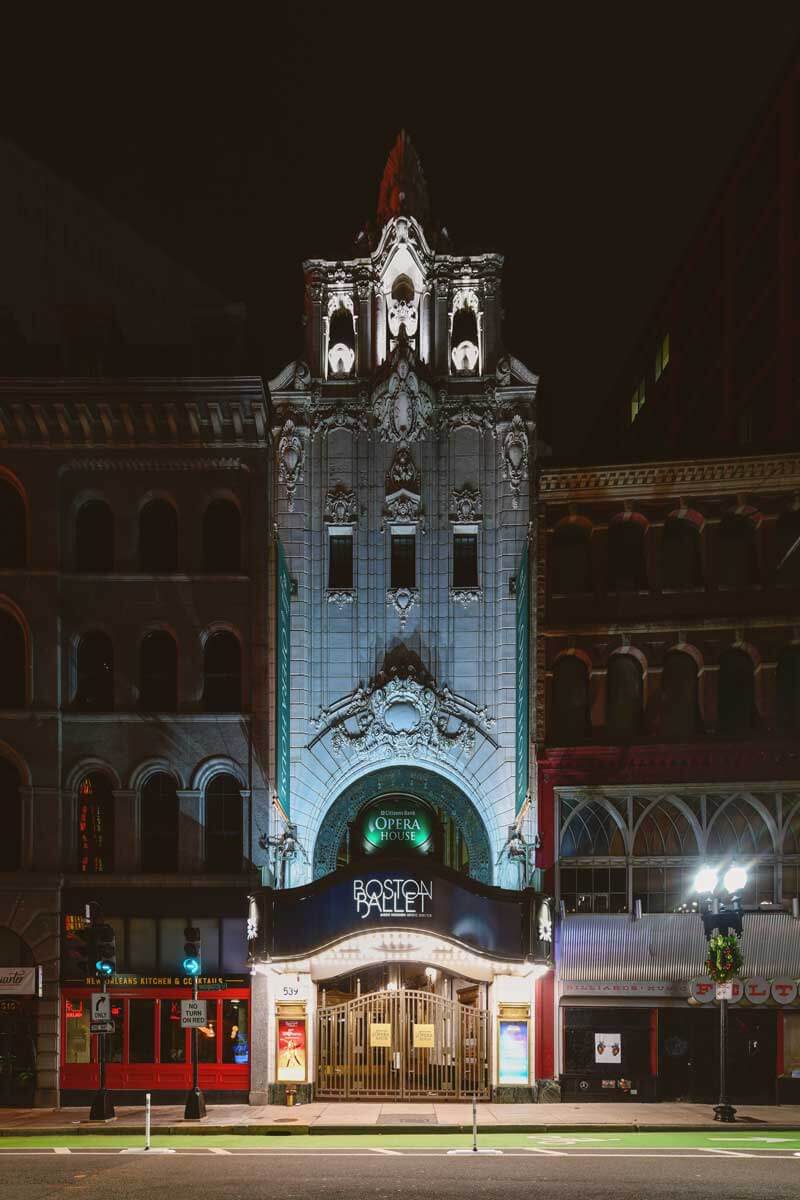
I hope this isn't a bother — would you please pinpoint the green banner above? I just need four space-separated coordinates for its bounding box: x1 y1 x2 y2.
276 538 292 817
515 541 530 815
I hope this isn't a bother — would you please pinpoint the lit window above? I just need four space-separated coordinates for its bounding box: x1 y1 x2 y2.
630 377 646 423
654 332 670 382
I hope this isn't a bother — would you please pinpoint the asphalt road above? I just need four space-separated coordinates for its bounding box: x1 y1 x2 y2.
0 1150 797 1199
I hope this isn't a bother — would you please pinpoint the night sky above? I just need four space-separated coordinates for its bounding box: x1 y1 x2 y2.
5 6 800 457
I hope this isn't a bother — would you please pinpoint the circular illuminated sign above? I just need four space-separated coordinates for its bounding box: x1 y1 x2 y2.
356 796 435 857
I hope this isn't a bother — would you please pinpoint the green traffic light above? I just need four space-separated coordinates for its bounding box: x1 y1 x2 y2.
95 960 114 976
182 956 201 976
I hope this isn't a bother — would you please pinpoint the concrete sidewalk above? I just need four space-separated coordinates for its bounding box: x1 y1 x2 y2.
2 1101 800 1133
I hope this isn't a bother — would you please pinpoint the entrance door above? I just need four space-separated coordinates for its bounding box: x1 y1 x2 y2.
317 987 490 1100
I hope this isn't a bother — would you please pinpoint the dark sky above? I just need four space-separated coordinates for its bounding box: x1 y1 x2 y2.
4 5 800 455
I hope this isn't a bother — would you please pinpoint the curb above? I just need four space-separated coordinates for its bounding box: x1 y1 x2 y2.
2 1122 800 1137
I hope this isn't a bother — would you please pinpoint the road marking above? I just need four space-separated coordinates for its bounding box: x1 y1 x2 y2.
208 1148 232 1154
371 1148 402 1155
52 1148 71 1155
523 1147 567 1156
700 1148 754 1158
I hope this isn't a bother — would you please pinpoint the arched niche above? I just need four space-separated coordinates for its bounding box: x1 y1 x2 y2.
313 766 493 884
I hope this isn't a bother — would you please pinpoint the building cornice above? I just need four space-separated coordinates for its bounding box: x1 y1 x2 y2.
539 453 800 501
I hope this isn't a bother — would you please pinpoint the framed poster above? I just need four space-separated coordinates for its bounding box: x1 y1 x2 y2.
413 1023 435 1048
498 1019 529 1085
594 1033 621 1064
369 1022 392 1048
277 1016 307 1082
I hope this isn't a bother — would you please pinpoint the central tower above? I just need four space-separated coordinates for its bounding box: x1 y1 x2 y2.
269 132 539 888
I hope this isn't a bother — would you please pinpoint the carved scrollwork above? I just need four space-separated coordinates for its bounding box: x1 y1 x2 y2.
449 588 482 607
323 486 358 524
389 448 418 486
385 488 421 523
372 331 433 446
310 408 368 438
501 413 529 510
386 586 419 628
277 419 304 512
450 486 482 522
325 589 355 608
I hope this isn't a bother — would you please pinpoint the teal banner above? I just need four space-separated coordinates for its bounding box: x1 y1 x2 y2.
515 541 530 815
276 538 292 817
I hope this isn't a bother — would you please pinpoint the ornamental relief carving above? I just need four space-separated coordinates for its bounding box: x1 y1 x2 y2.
450 486 482 522
449 587 482 607
325 589 355 608
386 586 419 628
277 419 304 512
323 486 358 524
501 414 529 510
372 331 433 446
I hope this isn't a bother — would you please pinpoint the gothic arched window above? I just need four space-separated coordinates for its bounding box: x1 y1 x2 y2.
203 500 241 573
717 514 757 589
140 773 179 873
717 649 756 736
203 632 241 713
661 517 702 590
661 650 701 739
75 500 114 572
606 654 643 740
550 524 592 595
777 646 800 733
0 610 25 708
551 656 590 744
77 773 114 873
0 759 21 871
0 480 25 567
205 773 243 873
139 631 177 711
608 519 647 592
139 499 178 573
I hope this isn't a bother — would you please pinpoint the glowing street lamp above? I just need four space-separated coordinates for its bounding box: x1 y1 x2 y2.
694 866 719 895
723 865 748 894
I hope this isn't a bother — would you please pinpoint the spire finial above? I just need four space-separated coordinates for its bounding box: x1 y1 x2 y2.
377 131 431 231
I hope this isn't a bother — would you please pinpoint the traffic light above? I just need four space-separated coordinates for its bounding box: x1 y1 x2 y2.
64 926 93 979
183 926 201 976
93 923 116 977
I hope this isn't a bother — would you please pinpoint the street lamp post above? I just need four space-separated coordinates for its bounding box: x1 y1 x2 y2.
693 865 747 1125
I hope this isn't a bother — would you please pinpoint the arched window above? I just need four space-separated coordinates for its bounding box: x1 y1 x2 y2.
550 524 592 595
717 514 757 589
450 290 480 374
75 500 114 572
551 656 590 744
203 632 241 712
75 632 114 710
0 611 25 708
661 650 701 739
205 773 243 872
661 517 702 590
0 760 21 871
139 499 178 573
608 519 647 592
0 480 25 567
327 298 356 377
140 773 179 872
777 646 800 733
203 500 241 573
139 631 177 711
717 649 756 736
775 511 800 586
606 654 643 740
77 773 114 873
560 798 626 856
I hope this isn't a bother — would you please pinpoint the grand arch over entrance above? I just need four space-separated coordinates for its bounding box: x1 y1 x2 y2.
312 765 493 883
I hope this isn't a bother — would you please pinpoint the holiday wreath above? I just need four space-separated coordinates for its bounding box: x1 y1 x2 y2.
705 931 743 983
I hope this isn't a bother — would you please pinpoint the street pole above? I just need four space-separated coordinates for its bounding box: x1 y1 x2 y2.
183 975 207 1120
714 995 736 1123
89 975 115 1121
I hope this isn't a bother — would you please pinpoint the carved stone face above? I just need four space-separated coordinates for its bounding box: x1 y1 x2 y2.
387 297 418 339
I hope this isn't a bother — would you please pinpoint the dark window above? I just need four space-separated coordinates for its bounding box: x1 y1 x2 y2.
606 654 643 740
203 632 241 712
717 514 757 589
551 656 590 744
391 533 415 589
159 999 186 1062
129 999 156 1063
0 481 25 567
203 500 241 573
550 524 592 594
139 631 177 711
453 532 478 589
75 632 113 710
560 866 628 914
661 517 703 590
141 773 179 872
717 649 756 736
75 500 114 572
777 646 800 733
0 611 24 707
77 773 114 873
328 533 353 590
205 774 243 873
0 760 21 871
661 651 701 739
139 499 178 573
608 520 647 592
632 866 693 913
775 512 800 586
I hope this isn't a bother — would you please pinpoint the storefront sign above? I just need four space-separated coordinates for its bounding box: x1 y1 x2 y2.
563 979 690 998
413 1023 435 1048
369 1023 392 1048
498 1019 529 1085
0 967 37 996
276 1017 306 1082
180 999 208 1028
771 978 798 1005
356 798 435 857
689 976 716 1003
594 1033 622 1064
353 877 433 920
743 977 770 1005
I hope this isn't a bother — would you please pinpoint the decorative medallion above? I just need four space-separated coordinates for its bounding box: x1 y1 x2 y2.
450 486 482 522
277 419 304 512
389 448 418 486
501 414 529 510
372 331 433 446
386 587 419 628
323 486 357 524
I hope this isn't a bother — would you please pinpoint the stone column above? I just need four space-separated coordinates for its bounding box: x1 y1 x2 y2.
176 789 203 873
249 968 270 1105
112 789 138 873
433 282 449 374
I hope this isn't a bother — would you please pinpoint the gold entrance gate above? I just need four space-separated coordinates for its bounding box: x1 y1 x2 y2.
316 987 490 1100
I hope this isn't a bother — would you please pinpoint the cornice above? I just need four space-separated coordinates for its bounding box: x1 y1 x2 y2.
539 454 800 501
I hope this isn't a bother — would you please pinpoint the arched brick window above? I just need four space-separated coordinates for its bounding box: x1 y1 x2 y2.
139 499 178 573
139 631 177 711
77 773 114 873
203 500 241 573
661 650 701 739
777 646 800 733
0 480 25 567
608 520 646 592
606 653 643 740
75 500 114 572
717 514 757 589
551 656 590 744
203 632 241 713
75 632 114 710
205 773 243 872
0 611 25 708
550 524 592 594
661 517 702 590
141 773 179 873
0 760 21 871
717 649 756 736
